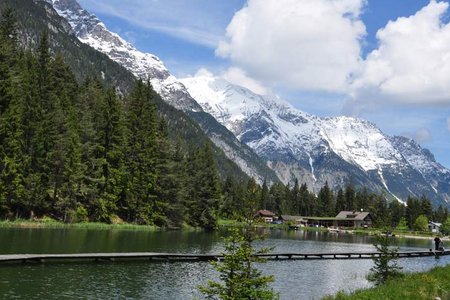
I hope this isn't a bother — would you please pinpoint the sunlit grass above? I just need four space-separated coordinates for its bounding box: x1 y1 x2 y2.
323 265 450 300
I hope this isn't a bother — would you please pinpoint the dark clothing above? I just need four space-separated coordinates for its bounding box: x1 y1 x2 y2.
434 237 441 251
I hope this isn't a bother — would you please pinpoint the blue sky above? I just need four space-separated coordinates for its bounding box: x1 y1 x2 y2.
78 0 450 168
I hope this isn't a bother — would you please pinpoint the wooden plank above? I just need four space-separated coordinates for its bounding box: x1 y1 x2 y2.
0 250 448 264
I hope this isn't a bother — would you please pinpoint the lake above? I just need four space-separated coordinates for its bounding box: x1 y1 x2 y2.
0 227 448 299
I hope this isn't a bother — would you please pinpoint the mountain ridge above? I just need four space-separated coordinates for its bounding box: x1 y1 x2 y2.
47 0 450 207
180 72 450 207
47 0 280 184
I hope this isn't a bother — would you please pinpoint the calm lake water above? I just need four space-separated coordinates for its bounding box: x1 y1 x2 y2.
0 227 448 299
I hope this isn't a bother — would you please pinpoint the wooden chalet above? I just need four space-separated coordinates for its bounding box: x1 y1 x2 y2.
303 211 374 228
254 210 276 223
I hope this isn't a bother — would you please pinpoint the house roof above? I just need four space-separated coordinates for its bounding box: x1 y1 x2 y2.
255 210 275 217
335 211 372 221
429 222 442 227
279 215 303 221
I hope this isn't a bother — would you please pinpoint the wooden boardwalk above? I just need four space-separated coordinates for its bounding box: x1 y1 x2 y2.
0 250 449 264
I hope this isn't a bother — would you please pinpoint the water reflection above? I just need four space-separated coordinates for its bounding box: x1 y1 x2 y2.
0 227 448 299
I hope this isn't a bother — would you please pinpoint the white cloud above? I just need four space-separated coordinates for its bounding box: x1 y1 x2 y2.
216 0 366 93
222 67 268 95
351 0 450 106
190 67 268 95
413 128 433 143
401 128 432 144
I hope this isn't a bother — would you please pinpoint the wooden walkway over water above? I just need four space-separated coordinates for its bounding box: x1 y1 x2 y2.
0 250 449 264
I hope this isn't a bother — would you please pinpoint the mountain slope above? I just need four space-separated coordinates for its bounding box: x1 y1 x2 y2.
47 0 280 184
43 0 449 207
390 136 450 204
180 72 450 208
2 0 254 182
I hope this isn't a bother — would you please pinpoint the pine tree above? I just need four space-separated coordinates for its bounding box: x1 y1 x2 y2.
318 182 334 216
420 195 433 220
186 143 221 230
345 181 356 211
246 178 260 213
162 141 186 227
200 228 278 300
335 188 345 214
200 186 278 299
389 200 405 228
368 235 403 285
0 7 26 218
291 178 300 215
45 55 83 222
406 196 421 229
122 80 158 224
259 179 269 210
299 183 311 216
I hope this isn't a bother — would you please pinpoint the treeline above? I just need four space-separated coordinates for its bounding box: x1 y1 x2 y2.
0 10 221 229
1 10 448 231
220 177 449 228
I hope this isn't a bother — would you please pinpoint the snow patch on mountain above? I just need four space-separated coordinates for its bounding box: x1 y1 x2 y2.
319 117 403 172
48 0 282 185
180 72 405 174
49 0 201 112
180 71 450 206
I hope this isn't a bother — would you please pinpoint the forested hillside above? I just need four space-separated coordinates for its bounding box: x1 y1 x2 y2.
1 3 448 231
0 8 225 228
0 0 251 184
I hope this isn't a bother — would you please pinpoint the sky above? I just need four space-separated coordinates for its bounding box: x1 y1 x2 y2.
78 0 450 168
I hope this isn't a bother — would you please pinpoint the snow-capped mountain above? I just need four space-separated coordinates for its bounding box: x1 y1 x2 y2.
48 0 450 207
390 136 450 203
47 0 200 111
180 72 450 207
48 0 280 184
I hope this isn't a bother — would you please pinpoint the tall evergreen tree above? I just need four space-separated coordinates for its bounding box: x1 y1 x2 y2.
186 143 221 230
318 182 334 216
122 80 159 224
335 188 346 214
291 178 300 215
299 183 311 216
345 181 356 211
259 179 269 210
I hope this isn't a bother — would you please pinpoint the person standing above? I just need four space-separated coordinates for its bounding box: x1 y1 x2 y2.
434 236 441 251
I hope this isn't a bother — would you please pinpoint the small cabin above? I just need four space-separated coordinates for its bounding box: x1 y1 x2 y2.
334 211 374 228
428 221 442 233
254 210 276 223
279 215 307 226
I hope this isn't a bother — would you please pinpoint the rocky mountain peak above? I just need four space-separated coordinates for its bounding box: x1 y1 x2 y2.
181 73 450 207
48 0 201 112
48 0 450 207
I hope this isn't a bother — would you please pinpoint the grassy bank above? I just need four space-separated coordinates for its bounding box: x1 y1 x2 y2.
323 264 450 300
0 219 183 231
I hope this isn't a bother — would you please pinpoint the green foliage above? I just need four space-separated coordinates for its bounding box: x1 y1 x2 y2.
185 143 221 230
413 215 428 232
368 235 403 286
324 265 450 300
395 217 408 231
200 194 278 300
318 182 335 216
440 217 450 235
200 228 278 300
0 13 224 228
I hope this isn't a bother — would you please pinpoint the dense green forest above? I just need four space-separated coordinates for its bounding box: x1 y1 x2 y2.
0 9 223 229
0 9 447 231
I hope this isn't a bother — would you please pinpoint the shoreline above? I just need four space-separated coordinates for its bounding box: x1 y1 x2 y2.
1 220 448 241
